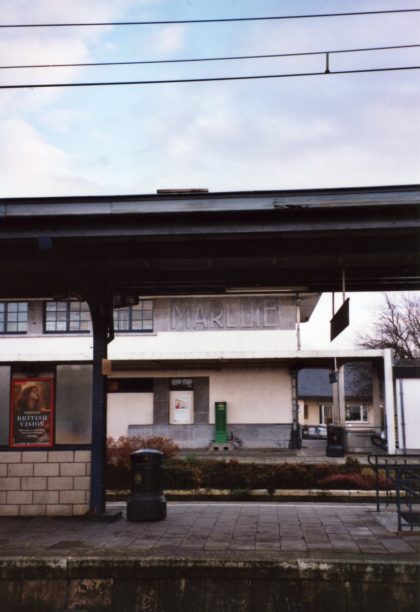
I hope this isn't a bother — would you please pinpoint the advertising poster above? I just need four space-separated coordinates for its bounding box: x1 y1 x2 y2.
10 378 54 448
170 390 193 424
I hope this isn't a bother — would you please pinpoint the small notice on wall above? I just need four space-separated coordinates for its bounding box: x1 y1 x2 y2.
10 378 54 448
170 390 193 424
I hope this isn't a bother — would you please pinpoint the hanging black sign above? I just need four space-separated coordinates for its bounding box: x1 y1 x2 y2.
330 298 350 341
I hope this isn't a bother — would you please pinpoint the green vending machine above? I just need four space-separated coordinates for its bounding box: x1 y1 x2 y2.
215 401 228 443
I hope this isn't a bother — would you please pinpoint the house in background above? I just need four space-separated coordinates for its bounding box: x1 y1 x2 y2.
298 364 384 451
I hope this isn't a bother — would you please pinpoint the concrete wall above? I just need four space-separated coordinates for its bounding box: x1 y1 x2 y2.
299 399 323 425
396 378 420 451
110 367 292 448
208 368 291 424
0 450 90 516
1 556 418 612
128 424 214 449
107 393 153 438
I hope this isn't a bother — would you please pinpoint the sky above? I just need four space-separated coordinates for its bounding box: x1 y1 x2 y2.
0 0 419 350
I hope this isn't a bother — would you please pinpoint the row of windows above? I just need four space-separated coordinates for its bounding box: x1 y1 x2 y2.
0 301 154 334
302 404 369 423
318 403 368 423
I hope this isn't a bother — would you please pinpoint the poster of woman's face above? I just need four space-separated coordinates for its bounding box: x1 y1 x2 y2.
10 378 54 448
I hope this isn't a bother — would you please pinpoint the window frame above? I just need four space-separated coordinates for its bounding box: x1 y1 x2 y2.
345 404 369 423
43 301 91 334
319 403 333 425
0 302 28 335
113 299 154 333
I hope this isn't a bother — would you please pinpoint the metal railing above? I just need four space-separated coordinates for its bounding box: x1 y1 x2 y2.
368 453 420 531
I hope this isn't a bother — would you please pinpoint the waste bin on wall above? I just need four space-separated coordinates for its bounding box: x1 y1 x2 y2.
326 425 345 457
127 449 167 522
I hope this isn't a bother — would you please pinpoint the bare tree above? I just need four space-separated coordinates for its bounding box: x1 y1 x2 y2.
357 293 420 360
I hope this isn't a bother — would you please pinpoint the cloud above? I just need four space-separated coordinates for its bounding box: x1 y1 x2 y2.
37 108 88 134
148 25 186 54
0 0 419 197
0 119 100 196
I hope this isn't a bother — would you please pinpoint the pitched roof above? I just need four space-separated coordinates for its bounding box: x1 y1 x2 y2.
298 364 372 399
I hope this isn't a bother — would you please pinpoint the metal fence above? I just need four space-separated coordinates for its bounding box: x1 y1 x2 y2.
368 453 420 531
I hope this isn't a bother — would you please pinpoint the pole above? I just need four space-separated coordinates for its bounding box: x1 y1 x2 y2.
296 294 302 351
87 293 114 514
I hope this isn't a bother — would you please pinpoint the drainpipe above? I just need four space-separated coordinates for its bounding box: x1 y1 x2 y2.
398 379 407 450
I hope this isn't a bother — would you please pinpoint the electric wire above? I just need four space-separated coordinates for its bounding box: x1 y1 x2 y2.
1 43 419 71
1 8 419 28
1 64 419 90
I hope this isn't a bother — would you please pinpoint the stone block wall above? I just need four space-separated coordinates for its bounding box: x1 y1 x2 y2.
0 450 91 516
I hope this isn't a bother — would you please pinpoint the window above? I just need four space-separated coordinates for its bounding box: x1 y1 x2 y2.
319 404 333 425
107 378 153 393
44 301 91 333
114 299 153 332
170 378 193 390
303 404 309 420
345 404 369 422
0 302 28 334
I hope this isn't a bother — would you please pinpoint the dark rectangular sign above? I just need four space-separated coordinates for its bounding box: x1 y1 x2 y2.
330 298 350 341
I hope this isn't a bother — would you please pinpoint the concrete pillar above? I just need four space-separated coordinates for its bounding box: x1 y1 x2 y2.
383 349 396 454
332 365 345 425
338 366 346 424
371 366 382 429
87 293 114 515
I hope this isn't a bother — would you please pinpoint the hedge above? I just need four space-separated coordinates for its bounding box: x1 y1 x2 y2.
106 453 386 492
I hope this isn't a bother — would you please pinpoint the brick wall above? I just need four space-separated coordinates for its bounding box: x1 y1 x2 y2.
0 450 91 516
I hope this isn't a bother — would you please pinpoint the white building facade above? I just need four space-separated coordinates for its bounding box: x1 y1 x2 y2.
0 293 405 516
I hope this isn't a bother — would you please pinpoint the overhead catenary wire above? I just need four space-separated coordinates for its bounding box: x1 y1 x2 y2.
1 64 419 90
1 43 419 71
1 8 420 28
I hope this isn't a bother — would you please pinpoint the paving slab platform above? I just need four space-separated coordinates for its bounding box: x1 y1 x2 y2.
0 502 419 611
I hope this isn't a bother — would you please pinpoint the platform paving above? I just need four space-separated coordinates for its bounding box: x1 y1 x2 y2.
0 502 419 610
0 501 418 558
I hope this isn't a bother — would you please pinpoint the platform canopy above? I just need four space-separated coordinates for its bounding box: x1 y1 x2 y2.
0 184 419 300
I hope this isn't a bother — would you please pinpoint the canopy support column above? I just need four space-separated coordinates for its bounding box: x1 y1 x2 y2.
87 293 114 514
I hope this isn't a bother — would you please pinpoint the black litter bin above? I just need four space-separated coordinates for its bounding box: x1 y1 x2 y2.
326 425 345 457
127 449 167 522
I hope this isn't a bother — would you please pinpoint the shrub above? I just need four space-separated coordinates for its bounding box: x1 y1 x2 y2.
163 458 204 489
106 463 131 491
344 456 361 472
106 435 179 469
360 467 386 489
270 463 312 489
105 453 386 492
317 472 373 490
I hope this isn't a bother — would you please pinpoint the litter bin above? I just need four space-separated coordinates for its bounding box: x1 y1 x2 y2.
326 425 345 457
127 449 167 522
